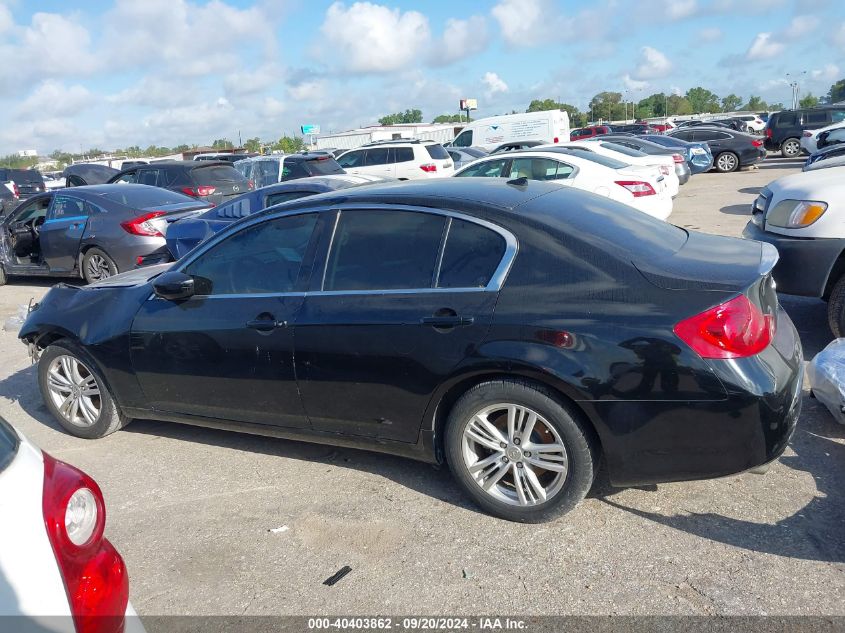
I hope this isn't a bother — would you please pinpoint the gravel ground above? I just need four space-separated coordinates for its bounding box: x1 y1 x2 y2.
0 158 842 617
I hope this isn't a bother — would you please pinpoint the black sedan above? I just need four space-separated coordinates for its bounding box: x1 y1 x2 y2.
668 126 766 172
19 179 802 522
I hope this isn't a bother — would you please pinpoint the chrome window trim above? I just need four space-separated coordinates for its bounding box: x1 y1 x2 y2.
167 202 518 300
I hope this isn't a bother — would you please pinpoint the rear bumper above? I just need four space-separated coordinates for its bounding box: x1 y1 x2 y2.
740 148 767 167
742 221 845 297
675 163 691 185
596 308 803 487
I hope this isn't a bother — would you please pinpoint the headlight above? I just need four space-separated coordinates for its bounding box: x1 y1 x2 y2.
766 199 828 229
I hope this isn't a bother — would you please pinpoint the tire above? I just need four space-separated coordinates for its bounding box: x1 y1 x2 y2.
827 276 845 338
37 341 131 439
82 247 118 284
444 379 598 522
0 265 6 286
714 152 739 173
781 138 801 158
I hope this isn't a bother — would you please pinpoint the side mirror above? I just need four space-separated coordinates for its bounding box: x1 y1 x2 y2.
152 271 195 301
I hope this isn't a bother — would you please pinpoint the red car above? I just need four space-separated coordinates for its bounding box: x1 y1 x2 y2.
570 125 611 140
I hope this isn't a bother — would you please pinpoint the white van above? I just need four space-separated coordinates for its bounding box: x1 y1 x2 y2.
450 110 570 152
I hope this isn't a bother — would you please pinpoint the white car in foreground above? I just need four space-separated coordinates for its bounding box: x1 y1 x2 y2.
0 417 144 633
560 139 680 198
800 121 845 155
453 147 672 220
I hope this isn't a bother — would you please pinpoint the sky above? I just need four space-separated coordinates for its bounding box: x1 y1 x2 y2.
0 0 843 155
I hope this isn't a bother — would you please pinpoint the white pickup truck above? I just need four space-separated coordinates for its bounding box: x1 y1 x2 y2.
742 166 845 335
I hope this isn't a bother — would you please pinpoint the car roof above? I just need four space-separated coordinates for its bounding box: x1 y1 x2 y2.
59 183 178 196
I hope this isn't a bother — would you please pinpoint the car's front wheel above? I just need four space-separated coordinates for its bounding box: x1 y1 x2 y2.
37 341 130 439
445 380 597 522
781 138 801 158
82 247 118 284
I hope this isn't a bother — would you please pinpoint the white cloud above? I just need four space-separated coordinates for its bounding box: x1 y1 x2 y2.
491 0 575 46
665 0 697 20
833 23 845 49
16 81 93 119
288 80 327 102
223 64 284 100
783 15 819 39
811 64 840 82
431 16 489 66
623 74 650 91
0 4 13 34
633 46 673 80
107 76 201 108
318 2 431 73
698 27 722 42
482 71 508 97
746 33 784 60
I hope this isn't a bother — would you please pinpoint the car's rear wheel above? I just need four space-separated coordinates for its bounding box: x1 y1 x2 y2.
827 276 845 337
781 138 801 158
82 248 118 284
38 341 130 439
714 152 739 173
445 379 597 522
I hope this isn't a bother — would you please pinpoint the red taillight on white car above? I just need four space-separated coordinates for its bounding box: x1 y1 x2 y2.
12 183 20 198
615 180 656 197
674 294 774 359
120 211 167 237
671 153 684 163
420 164 437 173
42 452 128 633
802 131 813 138
181 185 216 197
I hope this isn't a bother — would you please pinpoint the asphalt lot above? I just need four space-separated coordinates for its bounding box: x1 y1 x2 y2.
0 158 843 617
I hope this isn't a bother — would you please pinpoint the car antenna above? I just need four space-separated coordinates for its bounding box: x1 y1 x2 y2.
506 176 529 187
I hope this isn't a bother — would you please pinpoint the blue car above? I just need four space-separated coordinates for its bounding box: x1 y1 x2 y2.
137 174 386 265
641 135 714 174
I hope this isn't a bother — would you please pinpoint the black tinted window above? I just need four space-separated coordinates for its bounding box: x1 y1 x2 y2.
185 213 317 295
805 111 828 125
192 165 246 184
364 148 390 166
10 169 44 184
775 113 798 127
438 219 506 288
697 130 731 140
281 160 308 181
425 144 450 160
337 151 365 168
453 131 472 147
265 191 314 206
324 210 445 291
305 157 344 175
137 169 162 186
395 148 414 163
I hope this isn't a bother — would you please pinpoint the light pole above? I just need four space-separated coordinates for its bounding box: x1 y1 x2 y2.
786 71 807 110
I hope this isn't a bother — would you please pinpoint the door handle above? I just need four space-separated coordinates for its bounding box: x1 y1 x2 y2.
246 318 284 332
420 315 474 328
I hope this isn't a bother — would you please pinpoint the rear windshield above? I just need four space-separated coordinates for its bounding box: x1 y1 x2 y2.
304 157 344 176
0 417 18 474
190 165 247 184
425 144 450 160
463 147 488 158
100 187 194 208
598 142 646 157
10 169 44 184
557 148 629 170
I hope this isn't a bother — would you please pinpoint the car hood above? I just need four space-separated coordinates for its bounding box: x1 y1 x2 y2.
87 263 172 288
766 167 845 200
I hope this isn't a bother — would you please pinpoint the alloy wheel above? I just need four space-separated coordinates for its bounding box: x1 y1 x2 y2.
717 153 737 172
86 254 112 281
783 140 800 157
46 355 101 427
461 403 568 507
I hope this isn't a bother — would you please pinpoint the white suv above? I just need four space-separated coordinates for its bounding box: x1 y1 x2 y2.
336 140 454 180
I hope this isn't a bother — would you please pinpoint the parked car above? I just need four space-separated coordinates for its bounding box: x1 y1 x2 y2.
63 163 119 187
233 153 345 189
337 140 454 179
0 184 209 285
640 134 714 174
156 174 387 263
668 126 766 172
570 126 611 140
764 107 845 157
585 135 691 187
0 416 143 631
491 141 545 153
105 161 253 206
192 152 256 163
0 168 46 199
732 114 767 133
816 126 845 151
446 147 488 170
804 144 845 171
559 140 681 197
450 110 570 152
708 118 751 133
19 179 802 522
675 120 731 130
607 123 658 135
453 147 672 220
742 167 845 335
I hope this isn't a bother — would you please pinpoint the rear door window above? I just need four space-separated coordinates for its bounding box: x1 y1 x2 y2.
455 158 510 178
804 111 829 126
281 161 308 181
775 113 798 127
364 148 390 166
337 151 365 168
395 147 415 163
137 169 163 186
437 219 506 288
304 157 344 175
323 210 445 291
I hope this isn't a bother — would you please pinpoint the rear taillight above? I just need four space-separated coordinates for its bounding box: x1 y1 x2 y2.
420 163 437 173
674 294 774 359
765 128 772 138
752 139 764 147
247 180 254 189
803 131 813 138
120 211 167 237
12 183 20 198
671 153 684 163
615 180 656 197
553 137 559 143
181 186 216 197
42 453 128 633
